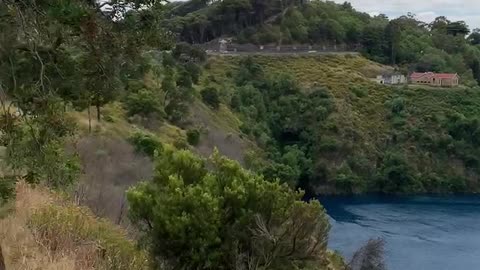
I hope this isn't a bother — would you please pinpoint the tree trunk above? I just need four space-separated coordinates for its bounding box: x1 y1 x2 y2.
88 106 92 133
116 195 126 225
96 104 101 122
0 244 5 270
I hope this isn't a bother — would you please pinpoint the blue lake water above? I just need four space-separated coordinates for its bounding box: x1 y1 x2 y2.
321 195 480 270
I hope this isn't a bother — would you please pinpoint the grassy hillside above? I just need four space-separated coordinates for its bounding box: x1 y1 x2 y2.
0 181 149 269
202 54 480 194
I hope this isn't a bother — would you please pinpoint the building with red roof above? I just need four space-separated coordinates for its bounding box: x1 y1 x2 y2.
409 72 459 87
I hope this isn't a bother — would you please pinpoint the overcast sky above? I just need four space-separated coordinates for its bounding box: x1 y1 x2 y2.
333 0 480 30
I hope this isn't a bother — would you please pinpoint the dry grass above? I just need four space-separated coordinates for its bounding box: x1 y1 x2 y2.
0 181 74 269
0 181 149 270
70 102 186 147
75 136 153 223
0 146 6 177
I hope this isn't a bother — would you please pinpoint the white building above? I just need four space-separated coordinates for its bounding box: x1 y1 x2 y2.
376 72 407 85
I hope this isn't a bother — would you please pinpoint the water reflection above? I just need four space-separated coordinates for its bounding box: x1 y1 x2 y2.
320 195 480 270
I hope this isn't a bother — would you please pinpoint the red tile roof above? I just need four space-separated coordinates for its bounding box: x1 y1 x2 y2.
410 72 458 79
433 73 458 79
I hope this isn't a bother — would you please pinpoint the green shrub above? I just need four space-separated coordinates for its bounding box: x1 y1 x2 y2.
127 149 331 270
186 129 201 146
201 87 221 109
129 131 163 157
0 176 16 203
184 62 202 84
447 176 468 192
350 85 369 98
387 96 406 115
318 137 340 152
173 137 189 149
334 164 364 193
124 89 164 118
376 151 420 193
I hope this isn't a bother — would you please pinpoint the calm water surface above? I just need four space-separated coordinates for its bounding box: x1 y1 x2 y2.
321 195 480 270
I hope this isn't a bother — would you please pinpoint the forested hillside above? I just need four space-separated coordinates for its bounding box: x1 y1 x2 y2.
0 1 347 269
200 55 480 194
1 0 479 268
167 0 480 86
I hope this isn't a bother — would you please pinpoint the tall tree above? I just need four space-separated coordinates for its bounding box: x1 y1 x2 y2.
447 21 470 36
0 0 172 185
468 28 480 45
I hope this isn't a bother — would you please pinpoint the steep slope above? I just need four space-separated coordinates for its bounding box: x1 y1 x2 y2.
202 54 480 194
0 181 149 269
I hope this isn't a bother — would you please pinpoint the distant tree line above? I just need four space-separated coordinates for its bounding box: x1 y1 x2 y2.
167 0 480 86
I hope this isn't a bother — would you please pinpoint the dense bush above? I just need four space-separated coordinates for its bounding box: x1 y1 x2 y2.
186 128 201 146
376 152 421 193
127 148 331 269
201 86 221 109
124 89 164 118
229 59 335 189
128 131 163 157
0 176 15 203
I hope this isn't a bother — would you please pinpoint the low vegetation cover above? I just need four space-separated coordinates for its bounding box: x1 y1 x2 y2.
202 55 480 194
0 181 149 270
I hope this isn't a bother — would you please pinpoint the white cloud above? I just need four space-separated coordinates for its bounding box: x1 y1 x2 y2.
333 0 480 29
416 11 437 24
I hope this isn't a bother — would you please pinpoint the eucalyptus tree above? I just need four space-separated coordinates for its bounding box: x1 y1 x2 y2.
0 0 172 186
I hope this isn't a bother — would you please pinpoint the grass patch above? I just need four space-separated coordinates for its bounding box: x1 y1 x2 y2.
0 146 6 177
0 181 149 270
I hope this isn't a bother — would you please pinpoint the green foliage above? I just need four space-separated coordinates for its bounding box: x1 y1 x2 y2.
127 148 330 269
227 59 335 188
334 164 363 194
129 131 163 157
125 89 164 118
172 42 207 63
350 85 369 98
186 128 201 146
388 97 406 115
161 68 196 123
0 0 174 189
376 151 420 193
1 97 80 188
167 0 480 86
204 55 480 194
201 86 221 109
0 176 15 203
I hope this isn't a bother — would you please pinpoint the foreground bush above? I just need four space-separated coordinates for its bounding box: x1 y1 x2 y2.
127 148 330 269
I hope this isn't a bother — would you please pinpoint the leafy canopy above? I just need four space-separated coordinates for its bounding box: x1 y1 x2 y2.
127 147 330 269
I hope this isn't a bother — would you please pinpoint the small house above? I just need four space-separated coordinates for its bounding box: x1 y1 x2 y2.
410 72 459 87
219 39 228 53
376 72 407 85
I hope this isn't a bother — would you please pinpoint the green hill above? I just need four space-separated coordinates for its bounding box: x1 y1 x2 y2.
167 0 480 87
200 54 480 194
